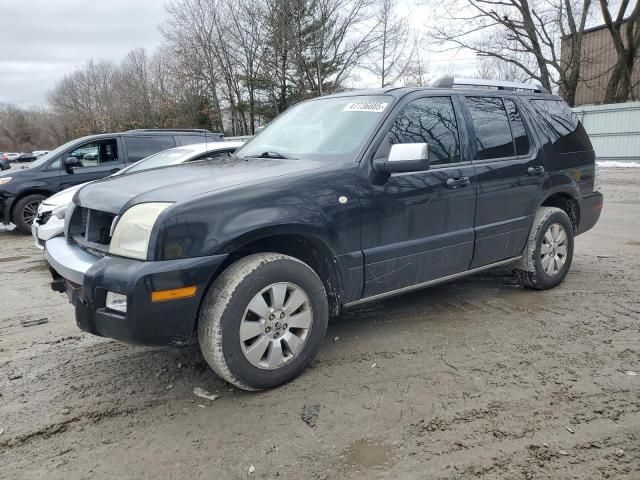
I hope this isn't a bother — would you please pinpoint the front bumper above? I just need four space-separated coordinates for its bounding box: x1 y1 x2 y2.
0 194 14 225
32 211 64 249
576 191 603 235
45 237 228 346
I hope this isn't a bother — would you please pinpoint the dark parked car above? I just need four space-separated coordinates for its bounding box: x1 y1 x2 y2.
0 158 9 171
46 78 602 390
16 153 37 163
0 129 222 233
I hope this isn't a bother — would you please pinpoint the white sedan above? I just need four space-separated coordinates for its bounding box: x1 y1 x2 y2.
32 141 243 249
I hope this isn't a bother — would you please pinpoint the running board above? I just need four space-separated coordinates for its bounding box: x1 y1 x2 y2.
344 256 522 308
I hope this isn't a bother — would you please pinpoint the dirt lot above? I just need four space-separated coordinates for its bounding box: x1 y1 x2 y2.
1 170 639 479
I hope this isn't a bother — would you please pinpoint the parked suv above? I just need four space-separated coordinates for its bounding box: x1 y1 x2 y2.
0 129 222 233
32 141 244 249
46 79 603 391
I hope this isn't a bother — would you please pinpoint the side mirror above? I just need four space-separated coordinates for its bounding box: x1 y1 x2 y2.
64 157 81 172
373 143 430 174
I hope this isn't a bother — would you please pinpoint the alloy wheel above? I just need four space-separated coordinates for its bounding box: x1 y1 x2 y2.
540 223 568 276
22 201 41 226
239 282 313 370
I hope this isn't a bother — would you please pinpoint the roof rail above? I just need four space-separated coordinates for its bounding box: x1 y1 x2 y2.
125 128 215 134
432 76 548 94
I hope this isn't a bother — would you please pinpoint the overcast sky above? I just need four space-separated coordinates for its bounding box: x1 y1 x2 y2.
0 0 479 107
0 0 167 107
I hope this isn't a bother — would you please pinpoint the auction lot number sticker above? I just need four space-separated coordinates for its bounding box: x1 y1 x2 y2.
343 102 388 113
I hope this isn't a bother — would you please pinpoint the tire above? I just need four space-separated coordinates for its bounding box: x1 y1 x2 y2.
515 207 574 290
13 194 46 234
198 253 329 391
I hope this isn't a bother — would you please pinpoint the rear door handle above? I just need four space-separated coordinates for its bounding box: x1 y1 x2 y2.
109 168 121 174
446 176 471 189
528 166 545 176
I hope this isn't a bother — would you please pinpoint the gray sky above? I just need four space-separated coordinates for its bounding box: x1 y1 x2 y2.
0 0 478 107
0 0 167 107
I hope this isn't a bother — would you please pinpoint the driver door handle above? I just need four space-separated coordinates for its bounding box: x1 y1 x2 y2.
446 176 471 189
528 166 545 176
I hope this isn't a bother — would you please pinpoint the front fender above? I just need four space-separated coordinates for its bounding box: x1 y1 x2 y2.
155 202 340 261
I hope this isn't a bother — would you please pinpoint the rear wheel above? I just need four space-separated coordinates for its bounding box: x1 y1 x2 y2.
515 207 574 289
198 253 328 391
13 194 46 234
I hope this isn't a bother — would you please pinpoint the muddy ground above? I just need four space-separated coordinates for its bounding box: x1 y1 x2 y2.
1 170 639 479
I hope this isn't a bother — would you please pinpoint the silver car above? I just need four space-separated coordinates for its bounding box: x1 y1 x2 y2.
32 141 243 249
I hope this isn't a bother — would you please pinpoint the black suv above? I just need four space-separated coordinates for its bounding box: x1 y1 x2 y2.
0 129 222 233
46 79 603 391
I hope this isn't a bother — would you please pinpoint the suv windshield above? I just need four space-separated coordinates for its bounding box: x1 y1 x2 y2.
235 95 393 162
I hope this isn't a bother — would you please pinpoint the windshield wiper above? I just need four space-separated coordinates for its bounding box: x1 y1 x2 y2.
246 151 295 160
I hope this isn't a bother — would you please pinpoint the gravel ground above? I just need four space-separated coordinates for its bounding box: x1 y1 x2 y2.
1 170 639 479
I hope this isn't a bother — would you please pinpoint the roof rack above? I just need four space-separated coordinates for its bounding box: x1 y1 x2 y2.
432 76 548 94
125 128 215 134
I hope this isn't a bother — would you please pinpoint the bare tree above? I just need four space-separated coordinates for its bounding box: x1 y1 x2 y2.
397 37 431 86
0 104 65 151
162 0 226 131
430 0 593 106
290 0 380 96
476 55 532 81
119 49 154 128
598 0 640 103
365 0 415 87
48 60 119 135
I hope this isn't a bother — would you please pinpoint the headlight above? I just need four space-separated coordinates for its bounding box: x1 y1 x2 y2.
0 177 12 185
109 203 172 260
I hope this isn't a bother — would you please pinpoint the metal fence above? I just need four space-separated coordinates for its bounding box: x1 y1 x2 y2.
574 102 640 163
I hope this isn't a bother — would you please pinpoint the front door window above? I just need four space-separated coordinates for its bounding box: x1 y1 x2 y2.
386 96 461 165
67 140 119 168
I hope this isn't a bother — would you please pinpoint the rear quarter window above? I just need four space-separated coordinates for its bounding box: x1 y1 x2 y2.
530 99 592 153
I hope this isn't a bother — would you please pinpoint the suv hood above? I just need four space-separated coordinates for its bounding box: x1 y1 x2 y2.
75 156 332 214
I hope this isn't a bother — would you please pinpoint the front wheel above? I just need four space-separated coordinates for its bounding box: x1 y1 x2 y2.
13 194 46 234
515 207 574 290
198 253 328 391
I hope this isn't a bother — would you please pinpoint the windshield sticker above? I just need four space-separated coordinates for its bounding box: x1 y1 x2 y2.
343 102 388 113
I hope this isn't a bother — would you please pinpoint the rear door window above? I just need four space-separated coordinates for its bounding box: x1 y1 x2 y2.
124 136 176 163
465 96 515 160
530 99 592 153
504 99 531 156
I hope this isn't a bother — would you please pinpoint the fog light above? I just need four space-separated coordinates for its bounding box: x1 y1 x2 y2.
106 292 127 313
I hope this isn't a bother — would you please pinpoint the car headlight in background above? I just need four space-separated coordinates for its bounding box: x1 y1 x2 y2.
109 203 172 260
0 177 12 185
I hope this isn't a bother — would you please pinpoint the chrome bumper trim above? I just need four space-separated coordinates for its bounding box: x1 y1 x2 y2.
45 236 99 285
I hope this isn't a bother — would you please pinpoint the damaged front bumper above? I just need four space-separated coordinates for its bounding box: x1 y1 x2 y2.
45 236 227 346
